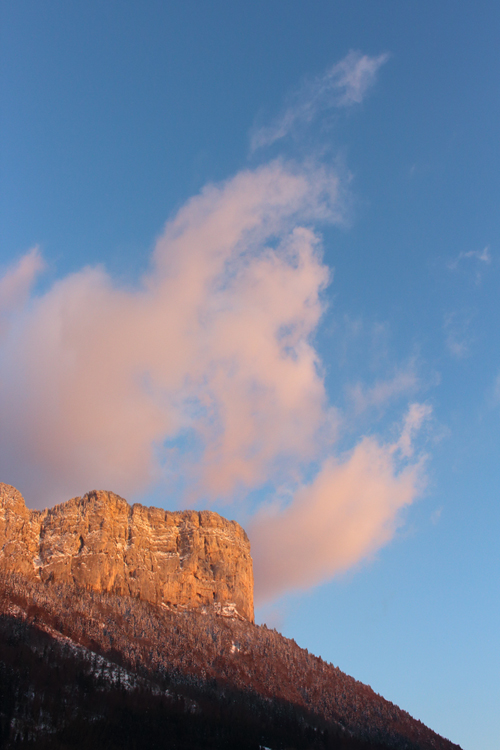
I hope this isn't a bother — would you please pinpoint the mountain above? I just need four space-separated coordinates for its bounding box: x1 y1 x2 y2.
0 483 461 750
0 483 253 621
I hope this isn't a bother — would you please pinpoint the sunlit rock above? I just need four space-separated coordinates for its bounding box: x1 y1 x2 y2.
0 482 254 622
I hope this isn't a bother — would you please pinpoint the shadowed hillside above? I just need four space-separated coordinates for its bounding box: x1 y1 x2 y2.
0 572 461 750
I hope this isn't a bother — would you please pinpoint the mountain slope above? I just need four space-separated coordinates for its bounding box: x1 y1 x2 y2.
0 572 461 750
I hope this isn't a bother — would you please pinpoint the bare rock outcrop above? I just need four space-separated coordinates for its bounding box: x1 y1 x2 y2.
0 483 254 621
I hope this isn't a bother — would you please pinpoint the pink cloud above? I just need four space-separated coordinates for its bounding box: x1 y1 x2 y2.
330 50 390 107
395 403 432 458
0 162 339 507
0 160 429 603
0 247 44 329
347 367 419 414
251 51 389 150
250 431 426 603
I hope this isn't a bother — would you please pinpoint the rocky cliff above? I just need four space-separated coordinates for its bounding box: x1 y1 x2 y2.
0 483 254 621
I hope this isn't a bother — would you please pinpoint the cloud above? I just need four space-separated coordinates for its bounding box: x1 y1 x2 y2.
447 245 492 285
444 311 474 358
0 159 427 603
431 507 442 525
251 51 389 151
250 410 428 602
0 248 44 331
394 402 432 458
461 246 491 264
347 366 419 414
448 245 491 270
0 161 340 507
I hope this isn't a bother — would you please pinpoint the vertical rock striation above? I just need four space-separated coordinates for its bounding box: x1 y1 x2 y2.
0 483 254 621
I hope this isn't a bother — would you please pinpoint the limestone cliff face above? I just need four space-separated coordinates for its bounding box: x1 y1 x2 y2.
0 483 254 622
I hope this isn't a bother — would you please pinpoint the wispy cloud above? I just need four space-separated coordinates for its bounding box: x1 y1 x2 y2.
394 402 432 459
448 246 491 270
444 310 474 359
347 366 419 415
431 507 442 525
0 248 44 317
447 245 492 284
251 50 389 151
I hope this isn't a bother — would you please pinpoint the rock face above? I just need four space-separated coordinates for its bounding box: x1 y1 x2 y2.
0 483 254 622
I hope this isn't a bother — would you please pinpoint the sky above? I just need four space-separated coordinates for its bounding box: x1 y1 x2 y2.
1 2 499 748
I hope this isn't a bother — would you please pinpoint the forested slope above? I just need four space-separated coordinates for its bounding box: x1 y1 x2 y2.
0 573 461 750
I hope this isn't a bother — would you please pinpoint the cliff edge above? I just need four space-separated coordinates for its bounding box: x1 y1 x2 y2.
0 482 254 622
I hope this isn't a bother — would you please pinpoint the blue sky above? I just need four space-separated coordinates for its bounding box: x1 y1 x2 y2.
1 2 499 748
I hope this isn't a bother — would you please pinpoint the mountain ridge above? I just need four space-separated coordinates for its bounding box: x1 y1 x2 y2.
0 482 462 749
